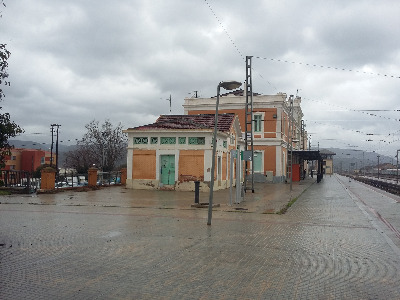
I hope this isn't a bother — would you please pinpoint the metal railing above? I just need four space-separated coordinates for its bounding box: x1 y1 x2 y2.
0 170 40 193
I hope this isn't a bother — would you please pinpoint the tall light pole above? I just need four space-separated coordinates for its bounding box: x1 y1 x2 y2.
208 80 242 226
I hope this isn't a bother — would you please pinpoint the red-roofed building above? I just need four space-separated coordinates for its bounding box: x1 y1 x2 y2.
123 114 245 191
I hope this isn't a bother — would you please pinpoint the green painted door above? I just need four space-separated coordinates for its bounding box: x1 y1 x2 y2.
160 155 175 185
253 152 262 173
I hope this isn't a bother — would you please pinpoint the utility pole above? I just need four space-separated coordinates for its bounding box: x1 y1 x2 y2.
363 151 365 176
377 154 380 179
244 56 254 193
50 124 61 180
50 125 54 167
287 95 294 191
301 120 305 150
396 150 399 184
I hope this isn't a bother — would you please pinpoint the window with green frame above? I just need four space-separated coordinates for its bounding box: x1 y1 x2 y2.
188 137 205 145
254 115 262 132
223 141 227 148
179 137 186 144
134 137 148 144
160 137 176 144
151 137 158 144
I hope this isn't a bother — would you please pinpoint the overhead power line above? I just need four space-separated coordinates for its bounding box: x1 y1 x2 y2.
203 0 277 92
303 97 400 122
203 0 244 60
255 56 400 80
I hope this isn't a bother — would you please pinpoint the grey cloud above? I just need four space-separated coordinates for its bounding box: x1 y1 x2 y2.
1 0 399 156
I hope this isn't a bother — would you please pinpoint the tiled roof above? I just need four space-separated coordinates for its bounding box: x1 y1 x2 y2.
130 114 236 132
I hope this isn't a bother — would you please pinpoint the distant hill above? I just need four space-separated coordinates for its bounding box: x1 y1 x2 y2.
9 140 76 152
323 147 394 172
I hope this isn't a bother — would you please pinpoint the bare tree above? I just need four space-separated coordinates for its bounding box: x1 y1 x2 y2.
69 120 127 172
64 145 94 174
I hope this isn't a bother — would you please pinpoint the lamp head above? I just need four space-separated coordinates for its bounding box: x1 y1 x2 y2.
219 81 242 90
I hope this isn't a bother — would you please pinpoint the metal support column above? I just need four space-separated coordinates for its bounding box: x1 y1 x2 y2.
244 56 254 193
286 96 294 190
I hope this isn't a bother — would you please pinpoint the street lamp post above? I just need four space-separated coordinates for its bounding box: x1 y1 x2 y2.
208 80 242 226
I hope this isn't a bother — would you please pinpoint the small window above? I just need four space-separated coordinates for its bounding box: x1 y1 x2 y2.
134 137 148 144
188 137 205 145
41 157 45 164
11 156 16 160
223 141 227 148
254 115 262 132
179 137 186 144
151 137 158 144
160 137 176 144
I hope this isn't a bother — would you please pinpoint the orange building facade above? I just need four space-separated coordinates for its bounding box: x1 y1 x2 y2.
2 148 55 173
183 91 307 182
123 114 245 191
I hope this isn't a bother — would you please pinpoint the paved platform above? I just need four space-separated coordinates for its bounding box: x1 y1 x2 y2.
0 177 316 214
1 174 400 299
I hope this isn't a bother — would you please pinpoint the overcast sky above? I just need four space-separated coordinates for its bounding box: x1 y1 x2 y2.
2 0 400 159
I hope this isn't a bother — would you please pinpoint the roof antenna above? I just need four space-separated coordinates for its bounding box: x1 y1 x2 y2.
166 94 172 114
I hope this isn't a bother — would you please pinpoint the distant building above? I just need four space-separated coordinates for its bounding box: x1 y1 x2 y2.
1 148 55 173
123 114 244 191
320 149 336 175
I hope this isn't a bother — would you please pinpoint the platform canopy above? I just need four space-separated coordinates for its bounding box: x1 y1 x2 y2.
292 150 322 161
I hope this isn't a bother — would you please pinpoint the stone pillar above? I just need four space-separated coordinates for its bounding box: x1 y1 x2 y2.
41 167 56 190
120 168 127 185
88 168 98 187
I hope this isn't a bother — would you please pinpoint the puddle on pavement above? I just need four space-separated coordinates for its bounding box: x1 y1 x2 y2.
102 231 122 238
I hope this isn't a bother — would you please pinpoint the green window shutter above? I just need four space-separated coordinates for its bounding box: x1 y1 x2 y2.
188 137 205 145
134 137 148 144
160 137 176 144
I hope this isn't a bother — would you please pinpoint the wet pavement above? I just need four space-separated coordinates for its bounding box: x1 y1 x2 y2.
1 175 400 299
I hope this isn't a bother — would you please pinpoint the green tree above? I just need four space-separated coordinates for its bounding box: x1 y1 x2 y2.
0 3 24 169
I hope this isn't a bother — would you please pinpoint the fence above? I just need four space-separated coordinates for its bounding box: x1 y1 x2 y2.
1 169 123 193
96 171 121 186
0 170 40 192
56 173 88 188
56 171 121 188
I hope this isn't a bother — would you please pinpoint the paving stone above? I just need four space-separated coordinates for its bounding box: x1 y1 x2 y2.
1 175 400 299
